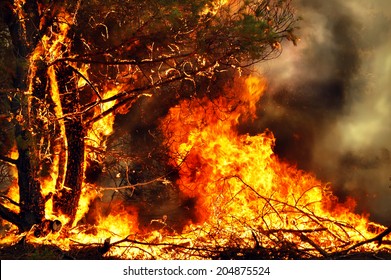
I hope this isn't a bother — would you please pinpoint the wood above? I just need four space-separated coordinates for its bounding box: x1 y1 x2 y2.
33 219 63 237
52 63 86 225
52 220 62 233
98 238 112 255
340 225 391 255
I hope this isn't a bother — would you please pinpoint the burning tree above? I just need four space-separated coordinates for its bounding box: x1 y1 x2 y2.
1 1 390 260
0 1 297 234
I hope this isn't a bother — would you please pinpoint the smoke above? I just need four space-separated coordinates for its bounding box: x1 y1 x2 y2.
255 0 391 223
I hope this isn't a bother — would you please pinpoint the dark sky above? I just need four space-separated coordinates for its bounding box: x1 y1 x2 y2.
255 0 391 224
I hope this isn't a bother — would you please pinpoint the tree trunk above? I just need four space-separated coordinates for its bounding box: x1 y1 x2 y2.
53 63 86 226
53 118 85 224
0 1 88 231
15 127 45 231
0 0 46 232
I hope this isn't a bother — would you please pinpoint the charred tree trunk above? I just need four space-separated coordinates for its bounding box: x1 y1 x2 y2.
1 1 86 229
0 118 48 232
2 0 45 87
53 118 85 224
0 0 47 232
53 63 86 225
15 126 45 231
13 56 52 232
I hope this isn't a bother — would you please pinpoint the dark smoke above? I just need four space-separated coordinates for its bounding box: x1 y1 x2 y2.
255 0 391 224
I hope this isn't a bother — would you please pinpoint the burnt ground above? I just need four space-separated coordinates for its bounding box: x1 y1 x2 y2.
1 239 391 260
0 238 115 260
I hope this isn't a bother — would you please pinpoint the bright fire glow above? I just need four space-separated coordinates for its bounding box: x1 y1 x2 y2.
1 72 390 259
1 3 390 260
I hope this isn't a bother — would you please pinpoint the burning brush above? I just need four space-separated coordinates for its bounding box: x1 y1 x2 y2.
1 0 391 260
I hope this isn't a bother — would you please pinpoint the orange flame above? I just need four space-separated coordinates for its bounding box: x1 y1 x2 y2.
2 72 389 258
159 75 389 256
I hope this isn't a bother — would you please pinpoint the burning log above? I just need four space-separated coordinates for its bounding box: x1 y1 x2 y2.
52 220 62 233
33 219 62 238
99 238 111 255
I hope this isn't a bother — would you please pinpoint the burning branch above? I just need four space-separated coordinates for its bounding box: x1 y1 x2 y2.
0 155 17 165
101 177 171 192
0 194 19 207
65 63 102 101
338 225 391 256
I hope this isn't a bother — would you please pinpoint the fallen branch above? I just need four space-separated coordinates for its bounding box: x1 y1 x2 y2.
338 225 391 256
262 228 327 234
66 63 103 101
299 233 329 258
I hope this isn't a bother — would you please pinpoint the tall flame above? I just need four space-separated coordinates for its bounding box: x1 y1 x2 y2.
158 75 389 257
2 72 390 259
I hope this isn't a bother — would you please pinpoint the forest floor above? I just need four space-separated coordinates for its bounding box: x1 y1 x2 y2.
1 240 391 260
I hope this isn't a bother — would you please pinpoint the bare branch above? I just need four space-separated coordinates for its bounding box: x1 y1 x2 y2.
100 176 171 192
299 233 330 258
338 225 391 255
51 51 196 67
0 203 23 229
0 194 20 207
66 63 102 100
0 155 18 165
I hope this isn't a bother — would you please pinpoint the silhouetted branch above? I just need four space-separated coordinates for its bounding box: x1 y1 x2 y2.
0 203 23 229
66 63 102 100
0 155 18 165
0 194 20 207
339 225 391 255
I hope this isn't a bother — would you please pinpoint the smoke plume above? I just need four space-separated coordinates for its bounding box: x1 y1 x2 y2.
255 0 391 223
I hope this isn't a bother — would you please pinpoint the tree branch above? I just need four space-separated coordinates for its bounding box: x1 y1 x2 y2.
66 63 102 100
0 194 20 207
0 154 18 165
0 203 23 230
51 51 196 67
338 225 391 255
100 177 170 191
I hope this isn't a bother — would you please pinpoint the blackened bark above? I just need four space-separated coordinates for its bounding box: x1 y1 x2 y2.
0 1 46 231
1 2 27 89
53 63 86 225
54 118 85 223
1 0 41 89
13 124 45 231
0 204 24 230
13 56 51 231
